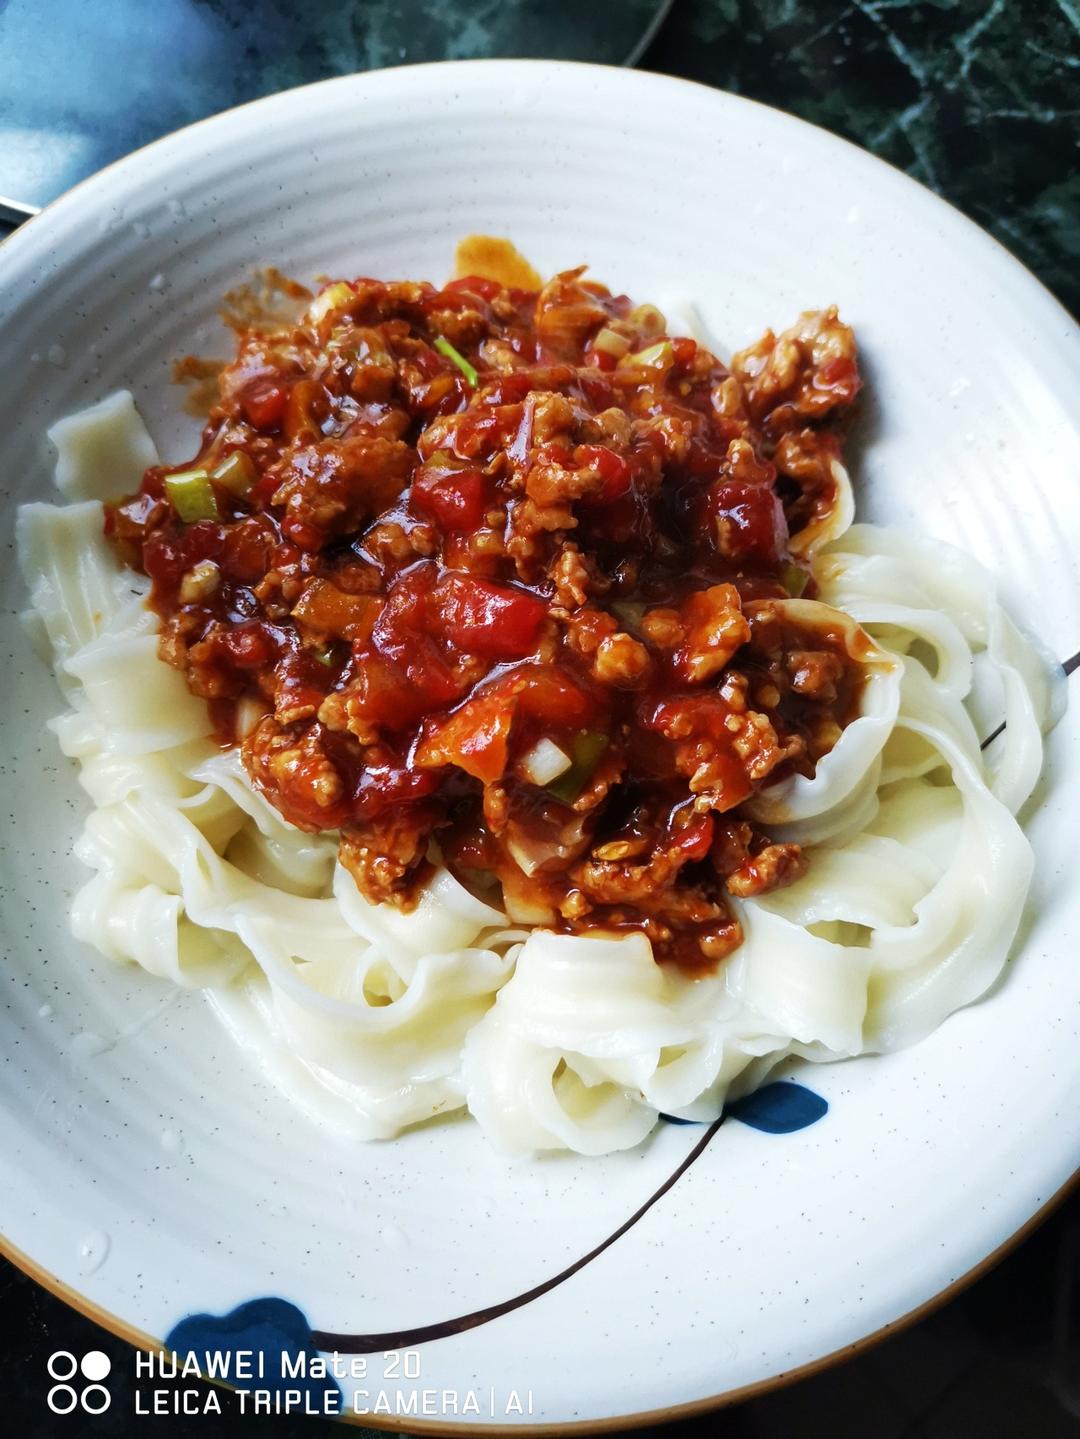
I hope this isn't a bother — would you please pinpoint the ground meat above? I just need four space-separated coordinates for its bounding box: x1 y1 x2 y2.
671 584 751 684
725 842 806 898
730 307 861 433
786 648 845 701
109 263 865 971
591 632 651 686
243 716 349 829
713 820 807 898
338 806 440 905
550 544 593 608
269 435 415 548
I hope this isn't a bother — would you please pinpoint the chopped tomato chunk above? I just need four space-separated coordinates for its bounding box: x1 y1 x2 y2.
292 580 381 642
435 574 548 659
443 274 501 302
240 379 290 431
415 694 514 783
411 465 489 531
577 444 631 500
706 480 789 567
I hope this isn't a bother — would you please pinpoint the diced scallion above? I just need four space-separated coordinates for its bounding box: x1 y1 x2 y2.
519 737 573 787
781 561 810 597
506 837 543 877
178 559 221 603
627 303 666 337
211 450 257 497
611 600 646 628
547 729 609 804
433 335 478 388
619 339 674 372
235 696 269 739
164 468 219 522
593 326 632 359
307 281 355 325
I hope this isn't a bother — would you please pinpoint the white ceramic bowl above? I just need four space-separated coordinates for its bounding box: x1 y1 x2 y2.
1 60 1078 1430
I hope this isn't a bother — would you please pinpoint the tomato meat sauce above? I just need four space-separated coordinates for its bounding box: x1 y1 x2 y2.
107 266 864 971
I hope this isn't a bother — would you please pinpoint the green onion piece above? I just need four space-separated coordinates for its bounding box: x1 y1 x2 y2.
611 600 646 629
593 325 631 359
164 468 219 522
307 281 355 325
780 561 810 597
627 303 666 337
434 335 478 388
619 339 674 371
211 451 257 497
547 730 609 804
311 642 338 667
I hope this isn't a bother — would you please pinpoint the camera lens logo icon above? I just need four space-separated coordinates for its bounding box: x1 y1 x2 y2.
46 1351 112 1414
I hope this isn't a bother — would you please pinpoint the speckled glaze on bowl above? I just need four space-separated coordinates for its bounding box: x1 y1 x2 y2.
1 61 1078 1430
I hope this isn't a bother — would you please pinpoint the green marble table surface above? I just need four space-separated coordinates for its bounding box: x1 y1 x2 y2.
644 0 1079 319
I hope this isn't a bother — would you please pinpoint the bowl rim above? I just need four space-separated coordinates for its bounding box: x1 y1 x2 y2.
2 56 1077 339
2 56 1078 1431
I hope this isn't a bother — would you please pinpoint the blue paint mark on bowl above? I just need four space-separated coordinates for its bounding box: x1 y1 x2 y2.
725 1081 828 1133
166 1297 340 1404
660 1081 828 1134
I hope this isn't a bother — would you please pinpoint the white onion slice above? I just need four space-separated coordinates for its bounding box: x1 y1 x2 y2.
519 737 572 786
